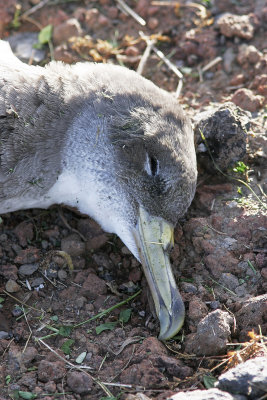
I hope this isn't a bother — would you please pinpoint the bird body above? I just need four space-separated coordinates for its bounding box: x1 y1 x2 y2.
0 41 197 339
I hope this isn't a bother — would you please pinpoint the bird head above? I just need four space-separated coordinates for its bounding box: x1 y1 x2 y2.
59 67 197 340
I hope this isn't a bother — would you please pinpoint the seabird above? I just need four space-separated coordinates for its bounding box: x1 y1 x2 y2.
0 40 197 340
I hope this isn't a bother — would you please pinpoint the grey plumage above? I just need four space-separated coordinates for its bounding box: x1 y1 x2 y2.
0 40 197 339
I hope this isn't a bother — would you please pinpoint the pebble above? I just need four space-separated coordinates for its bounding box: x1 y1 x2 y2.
67 371 93 394
7 33 46 63
223 47 235 73
18 263 39 276
148 17 159 30
216 357 267 398
12 306 23 317
231 88 264 112
38 360 66 382
53 18 83 46
5 279 20 293
58 269 67 281
61 234 85 257
217 13 255 40
185 310 233 356
31 277 45 287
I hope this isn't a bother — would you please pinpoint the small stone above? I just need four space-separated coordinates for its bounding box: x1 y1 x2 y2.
194 102 249 171
5 279 20 293
98 14 109 26
210 301 220 310
0 264 18 280
185 310 233 356
216 357 267 398
181 282 197 294
219 273 239 291
12 306 23 317
18 263 39 276
14 248 40 265
38 360 66 382
236 294 267 341
53 18 83 46
58 269 67 281
148 17 159 30
125 46 140 57
223 47 235 73
14 221 34 247
67 371 93 394
237 44 262 65
217 13 255 40
31 277 44 287
61 234 85 257
81 273 107 299
169 388 242 400
107 7 118 19
261 268 267 280
44 381 57 393
231 88 264 112
7 32 45 63
22 347 38 365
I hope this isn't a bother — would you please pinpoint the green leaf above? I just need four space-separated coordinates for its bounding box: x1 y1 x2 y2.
5 374 11 384
38 24 53 45
50 315 59 322
203 374 217 389
61 339 74 355
58 325 73 337
18 392 37 400
119 308 132 323
96 322 117 335
0 296 5 303
75 351 87 364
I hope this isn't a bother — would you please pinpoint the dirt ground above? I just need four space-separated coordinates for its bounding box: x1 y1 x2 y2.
0 0 267 399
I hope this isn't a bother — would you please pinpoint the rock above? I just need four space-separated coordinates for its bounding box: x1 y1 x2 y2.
61 234 85 257
7 33 46 63
188 297 209 327
223 47 236 73
194 102 249 171
38 360 66 382
217 13 255 40
14 222 34 247
44 381 57 393
237 44 262 65
5 279 20 293
216 357 267 398
219 273 239 291
126 394 152 400
54 44 79 64
120 359 166 388
185 310 233 356
231 88 264 112
81 273 107 299
235 294 267 341
22 347 38 365
168 388 245 399
148 17 159 30
14 248 40 264
53 18 83 46
67 371 93 394
18 263 39 276
250 74 267 96
0 264 18 280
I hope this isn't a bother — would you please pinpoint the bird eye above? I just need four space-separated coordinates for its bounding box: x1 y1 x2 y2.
150 156 158 176
144 153 159 176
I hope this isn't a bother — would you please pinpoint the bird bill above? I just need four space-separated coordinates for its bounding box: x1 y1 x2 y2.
134 206 185 340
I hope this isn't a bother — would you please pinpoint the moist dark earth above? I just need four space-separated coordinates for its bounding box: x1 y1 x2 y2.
0 0 267 399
